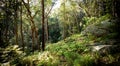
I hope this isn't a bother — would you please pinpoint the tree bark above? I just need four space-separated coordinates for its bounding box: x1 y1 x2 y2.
45 18 49 42
63 0 66 39
41 0 45 51
45 4 54 43
22 0 38 51
20 1 24 51
14 0 18 45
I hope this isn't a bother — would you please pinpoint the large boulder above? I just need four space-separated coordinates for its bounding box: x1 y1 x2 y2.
81 20 115 37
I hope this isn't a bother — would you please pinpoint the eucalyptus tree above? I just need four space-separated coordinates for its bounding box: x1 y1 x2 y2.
57 0 85 39
22 0 42 51
0 0 23 62
20 0 24 51
0 0 22 46
41 0 45 51
44 0 56 43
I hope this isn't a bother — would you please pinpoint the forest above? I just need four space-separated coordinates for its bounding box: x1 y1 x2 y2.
0 0 120 66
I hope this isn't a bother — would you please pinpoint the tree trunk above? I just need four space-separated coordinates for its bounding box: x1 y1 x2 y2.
20 1 24 51
45 4 54 43
22 0 37 51
63 0 66 39
14 0 18 45
45 18 49 43
41 0 45 51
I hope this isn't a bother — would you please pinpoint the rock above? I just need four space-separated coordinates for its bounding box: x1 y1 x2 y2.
81 20 115 37
87 43 120 56
81 25 108 37
87 44 112 52
97 20 113 29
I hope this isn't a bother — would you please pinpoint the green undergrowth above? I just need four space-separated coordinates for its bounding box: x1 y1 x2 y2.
9 15 120 66
14 34 98 66
82 14 111 29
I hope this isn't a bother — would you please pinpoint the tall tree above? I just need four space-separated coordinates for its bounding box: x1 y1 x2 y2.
22 0 38 51
45 0 55 43
41 0 45 51
14 0 19 45
20 0 24 51
63 0 66 39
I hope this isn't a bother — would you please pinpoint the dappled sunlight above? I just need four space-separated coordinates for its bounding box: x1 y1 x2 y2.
0 0 120 66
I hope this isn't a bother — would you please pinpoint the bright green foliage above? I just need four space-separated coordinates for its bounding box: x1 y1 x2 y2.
73 54 95 66
15 51 59 66
15 33 97 66
9 15 119 66
45 34 96 66
37 51 59 66
0 45 23 65
82 14 111 29
1 0 120 66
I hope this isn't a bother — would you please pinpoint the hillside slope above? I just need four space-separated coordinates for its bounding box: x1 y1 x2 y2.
2 15 120 66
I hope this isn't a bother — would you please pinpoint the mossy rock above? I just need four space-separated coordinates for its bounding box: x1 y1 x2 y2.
82 19 115 38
